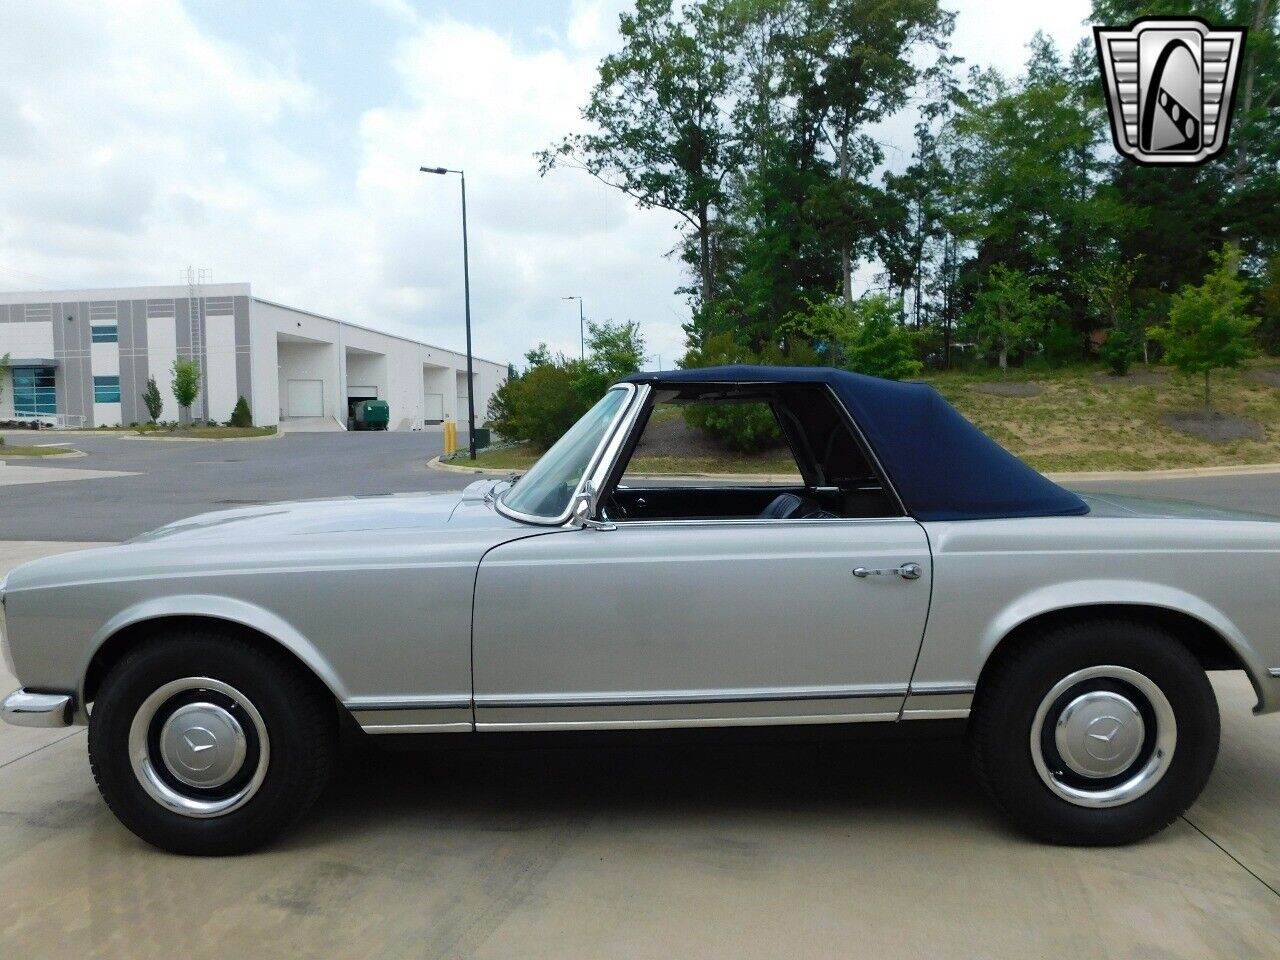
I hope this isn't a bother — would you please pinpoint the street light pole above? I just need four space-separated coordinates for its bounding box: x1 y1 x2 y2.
563 295 584 359
421 165 477 460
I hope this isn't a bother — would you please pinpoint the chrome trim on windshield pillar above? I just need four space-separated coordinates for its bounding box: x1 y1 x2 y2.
493 382 640 528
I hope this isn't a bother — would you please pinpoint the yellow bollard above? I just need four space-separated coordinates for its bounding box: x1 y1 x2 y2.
444 419 457 457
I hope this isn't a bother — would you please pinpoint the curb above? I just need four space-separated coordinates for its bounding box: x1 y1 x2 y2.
428 455 1280 484
0 448 85 462
115 430 282 443
1047 462 1280 482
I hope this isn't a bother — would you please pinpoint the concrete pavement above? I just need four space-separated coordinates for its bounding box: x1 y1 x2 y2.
1 541 1278 959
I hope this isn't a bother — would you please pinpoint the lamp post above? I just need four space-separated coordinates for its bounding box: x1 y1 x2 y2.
562 295 585 359
420 165 477 460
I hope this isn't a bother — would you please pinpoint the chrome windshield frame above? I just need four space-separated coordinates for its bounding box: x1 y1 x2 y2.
494 382 642 528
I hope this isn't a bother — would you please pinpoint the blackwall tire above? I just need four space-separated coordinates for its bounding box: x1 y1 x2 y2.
970 619 1219 846
87 630 336 855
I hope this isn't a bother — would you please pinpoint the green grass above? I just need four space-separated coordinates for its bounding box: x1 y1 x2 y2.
449 444 799 476
133 425 277 439
453 361 1280 476
929 362 1280 472
0 442 77 457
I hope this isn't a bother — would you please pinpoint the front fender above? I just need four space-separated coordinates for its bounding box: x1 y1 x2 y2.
78 594 349 707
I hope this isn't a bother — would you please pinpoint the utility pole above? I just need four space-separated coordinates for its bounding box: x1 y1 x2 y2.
420 165 477 459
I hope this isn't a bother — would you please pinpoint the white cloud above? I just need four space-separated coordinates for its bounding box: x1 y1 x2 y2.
0 0 1092 369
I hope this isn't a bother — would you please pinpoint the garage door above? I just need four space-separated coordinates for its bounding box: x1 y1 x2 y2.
286 379 324 418
424 392 444 423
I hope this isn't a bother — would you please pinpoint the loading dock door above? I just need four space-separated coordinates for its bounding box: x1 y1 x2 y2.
424 393 445 423
287 379 324 418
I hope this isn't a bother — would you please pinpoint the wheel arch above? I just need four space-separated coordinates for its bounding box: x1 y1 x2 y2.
975 599 1264 711
80 596 348 710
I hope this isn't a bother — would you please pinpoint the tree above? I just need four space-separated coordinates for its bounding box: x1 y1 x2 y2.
171 358 200 416
142 377 163 423
1077 255 1143 373
486 321 646 450
964 264 1062 372
539 0 740 303
229 396 253 428
783 294 921 379
1149 243 1258 408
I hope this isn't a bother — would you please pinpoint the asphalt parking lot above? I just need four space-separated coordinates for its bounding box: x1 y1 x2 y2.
0 429 469 540
1 435 1279 957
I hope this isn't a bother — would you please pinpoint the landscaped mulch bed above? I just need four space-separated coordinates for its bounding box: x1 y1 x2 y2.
968 382 1043 397
1161 410 1265 443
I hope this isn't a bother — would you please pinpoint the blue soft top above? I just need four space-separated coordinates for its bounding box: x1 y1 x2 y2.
620 365 1088 522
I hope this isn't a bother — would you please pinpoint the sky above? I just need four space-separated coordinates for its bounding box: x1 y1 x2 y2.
0 0 1092 369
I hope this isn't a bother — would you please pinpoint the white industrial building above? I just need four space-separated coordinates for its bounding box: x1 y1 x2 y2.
0 283 506 431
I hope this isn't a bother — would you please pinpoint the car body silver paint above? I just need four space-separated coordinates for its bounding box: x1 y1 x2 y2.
3 427 1280 737
471 517 932 728
1 484 535 728
913 499 1280 714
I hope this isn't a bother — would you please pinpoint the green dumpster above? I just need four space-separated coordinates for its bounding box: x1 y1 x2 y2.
473 427 491 449
353 399 390 431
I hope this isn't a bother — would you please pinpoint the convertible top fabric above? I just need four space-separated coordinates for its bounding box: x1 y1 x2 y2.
619 365 1089 522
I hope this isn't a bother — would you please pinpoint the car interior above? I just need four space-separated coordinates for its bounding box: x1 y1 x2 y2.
600 382 902 522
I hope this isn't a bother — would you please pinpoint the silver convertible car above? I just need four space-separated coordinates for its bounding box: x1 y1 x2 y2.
2 366 1278 854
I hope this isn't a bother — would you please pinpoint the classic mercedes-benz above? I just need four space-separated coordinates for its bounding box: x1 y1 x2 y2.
3 366 1278 854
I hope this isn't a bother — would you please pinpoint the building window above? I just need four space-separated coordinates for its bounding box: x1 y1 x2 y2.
93 376 121 403
13 367 57 416
91 325 119 343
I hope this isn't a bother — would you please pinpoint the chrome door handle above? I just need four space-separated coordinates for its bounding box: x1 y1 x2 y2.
853 563 922 580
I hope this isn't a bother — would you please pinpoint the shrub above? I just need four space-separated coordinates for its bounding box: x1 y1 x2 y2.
1099 325 1141 376
1149 242 1257 408
142 377 163 422
229 396 253 428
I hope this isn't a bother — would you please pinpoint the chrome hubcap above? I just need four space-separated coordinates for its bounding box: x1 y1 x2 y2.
1030 665 1176 809
158 702 247 789
129 677 270 819
1054 690 1145 779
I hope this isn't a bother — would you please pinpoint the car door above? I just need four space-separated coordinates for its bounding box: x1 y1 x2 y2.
471 516 932 729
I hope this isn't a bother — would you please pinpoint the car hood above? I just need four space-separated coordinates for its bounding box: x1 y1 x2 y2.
131 479 521 544
1076 491 1280 522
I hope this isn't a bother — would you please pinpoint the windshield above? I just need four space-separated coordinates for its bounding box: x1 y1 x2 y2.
498 386 632 522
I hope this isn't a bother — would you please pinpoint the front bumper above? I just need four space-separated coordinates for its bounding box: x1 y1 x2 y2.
1 688 75 728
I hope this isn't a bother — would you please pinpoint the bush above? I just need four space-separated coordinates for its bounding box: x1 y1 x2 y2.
678 332 823 452
487 322 645 449
229 396 253 428
1099 325 1141 376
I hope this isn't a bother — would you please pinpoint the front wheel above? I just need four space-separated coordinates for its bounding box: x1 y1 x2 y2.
88 630 336 855
970 620 1219 845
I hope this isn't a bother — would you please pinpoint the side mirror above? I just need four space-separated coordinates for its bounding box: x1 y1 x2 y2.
570 485 615 531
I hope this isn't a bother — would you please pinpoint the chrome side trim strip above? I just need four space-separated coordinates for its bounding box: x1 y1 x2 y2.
1 689 76 728
477 712 902 732
1269 668 1280 679
343 696 471 711
906 682 977 696
901 684 974 721
900 708 971 721
344 696 473 734
475 684 910 709
358 720 473 734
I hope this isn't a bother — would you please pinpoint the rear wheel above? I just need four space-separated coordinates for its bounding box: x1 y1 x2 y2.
970 620 1219 845
88 630 336 855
